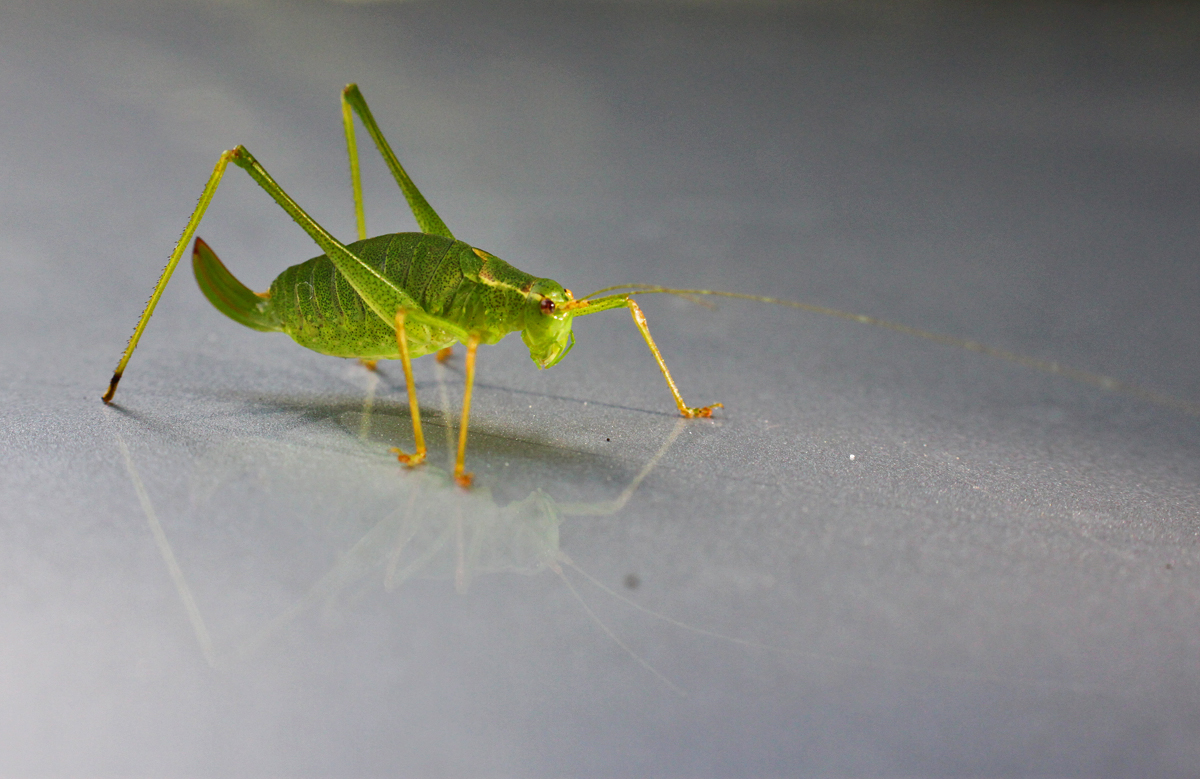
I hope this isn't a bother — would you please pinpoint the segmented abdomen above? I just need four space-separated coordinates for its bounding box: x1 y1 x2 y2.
267 233 468 359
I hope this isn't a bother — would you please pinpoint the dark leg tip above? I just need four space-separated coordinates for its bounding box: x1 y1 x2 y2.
101 373 122 404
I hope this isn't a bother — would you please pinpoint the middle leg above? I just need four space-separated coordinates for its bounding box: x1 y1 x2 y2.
453 333 482 488
389 310 427 467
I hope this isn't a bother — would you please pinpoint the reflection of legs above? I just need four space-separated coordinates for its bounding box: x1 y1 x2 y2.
390 310 427 467
357 367 380 441
558 417 689 517
625 299 722 418
454 333 482 488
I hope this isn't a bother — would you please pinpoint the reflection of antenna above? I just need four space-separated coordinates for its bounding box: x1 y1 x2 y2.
551 559 686 696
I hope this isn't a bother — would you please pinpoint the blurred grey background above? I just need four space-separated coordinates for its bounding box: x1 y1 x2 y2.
1 1 1198 776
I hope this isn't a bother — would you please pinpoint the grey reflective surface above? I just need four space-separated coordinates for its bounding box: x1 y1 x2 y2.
2 1 1199 776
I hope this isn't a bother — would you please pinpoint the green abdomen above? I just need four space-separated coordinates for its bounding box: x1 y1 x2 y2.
265 233 532 359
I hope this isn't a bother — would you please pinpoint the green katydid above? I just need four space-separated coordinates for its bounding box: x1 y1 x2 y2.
102 83 719 488
103 84 1197 489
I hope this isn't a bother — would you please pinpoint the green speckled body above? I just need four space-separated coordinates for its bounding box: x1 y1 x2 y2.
265 233 538 359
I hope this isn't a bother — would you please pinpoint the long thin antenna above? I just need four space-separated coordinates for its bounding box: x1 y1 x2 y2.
578 284 1200 416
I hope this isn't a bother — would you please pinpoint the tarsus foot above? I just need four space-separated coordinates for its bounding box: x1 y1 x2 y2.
390 447 426 467
681 402 722 418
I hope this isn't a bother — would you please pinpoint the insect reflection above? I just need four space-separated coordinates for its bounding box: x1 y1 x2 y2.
118 363 694 690
237 414 688 687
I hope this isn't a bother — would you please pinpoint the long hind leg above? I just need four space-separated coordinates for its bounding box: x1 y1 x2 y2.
102 152 235 403
102 146 435 404
341 83 455 241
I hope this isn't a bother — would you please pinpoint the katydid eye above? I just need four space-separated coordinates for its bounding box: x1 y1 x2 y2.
540 298 556 314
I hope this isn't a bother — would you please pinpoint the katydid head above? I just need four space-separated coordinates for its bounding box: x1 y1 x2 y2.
522 279 577 368
524 285 644 369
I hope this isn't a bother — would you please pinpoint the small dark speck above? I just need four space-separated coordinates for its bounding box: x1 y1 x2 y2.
606 438 611 442
623 573 640 590
1165 563 1173 569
